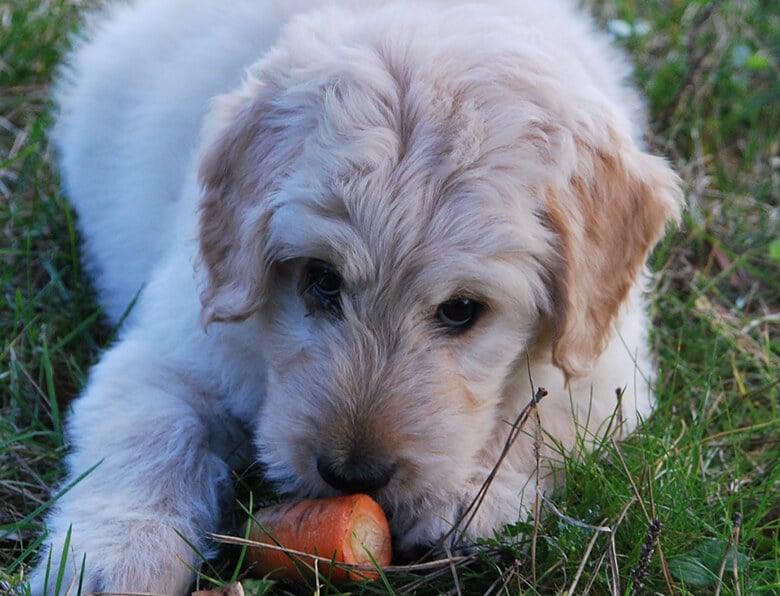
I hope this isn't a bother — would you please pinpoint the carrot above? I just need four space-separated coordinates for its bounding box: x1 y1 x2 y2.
244 494 392 583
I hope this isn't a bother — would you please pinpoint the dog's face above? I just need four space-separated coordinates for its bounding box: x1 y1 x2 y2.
196 6 682 548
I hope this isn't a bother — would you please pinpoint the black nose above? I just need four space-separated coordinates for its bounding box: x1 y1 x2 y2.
316 454 396 494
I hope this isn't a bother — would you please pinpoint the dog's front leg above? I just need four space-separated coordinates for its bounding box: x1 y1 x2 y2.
29 338 239 595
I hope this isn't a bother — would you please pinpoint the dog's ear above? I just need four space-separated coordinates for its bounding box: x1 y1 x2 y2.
546 136 683 381
198 90 267 325
197 80 305 326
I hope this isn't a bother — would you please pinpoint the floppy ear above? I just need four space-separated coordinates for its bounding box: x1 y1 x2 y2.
198 90 269 325
197 79 306 326
546 136 683 381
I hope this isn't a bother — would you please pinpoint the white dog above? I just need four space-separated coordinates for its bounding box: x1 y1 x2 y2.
32 0 683 592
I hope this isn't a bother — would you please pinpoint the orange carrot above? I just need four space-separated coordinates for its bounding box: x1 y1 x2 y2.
244 494 392 583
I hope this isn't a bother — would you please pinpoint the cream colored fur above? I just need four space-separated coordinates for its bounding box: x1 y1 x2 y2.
32 0 683 592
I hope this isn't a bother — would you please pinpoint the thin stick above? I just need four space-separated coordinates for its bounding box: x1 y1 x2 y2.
732 513 742 596
567 518 608 594
583 549 609 595
608 496 637 596
443 542 463 596
210 533 475 573
610 438 651 523
647 469 675 594
445 387 547 545
531 402 543 587
607 534 621 596
715 513 743 596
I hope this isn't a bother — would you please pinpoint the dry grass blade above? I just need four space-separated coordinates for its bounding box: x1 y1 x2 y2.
209 532 475 575
443 542 463 596
428 386 547 553
566 517 609 595
714 513 743 596
611 438 676 594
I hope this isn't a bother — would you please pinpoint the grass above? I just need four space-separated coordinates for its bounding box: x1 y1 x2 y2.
1 0 778 594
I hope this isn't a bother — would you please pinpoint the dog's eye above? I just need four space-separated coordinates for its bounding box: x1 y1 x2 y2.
302 261 342 315
437 298 483 331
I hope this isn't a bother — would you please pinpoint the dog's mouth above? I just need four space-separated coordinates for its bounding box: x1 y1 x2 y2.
256 431 471 556
259 459 470 564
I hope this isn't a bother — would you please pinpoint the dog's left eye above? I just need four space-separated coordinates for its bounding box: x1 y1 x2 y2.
437 298 483 331
302 261 342 315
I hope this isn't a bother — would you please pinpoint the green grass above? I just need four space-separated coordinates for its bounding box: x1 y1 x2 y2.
1 0 778 594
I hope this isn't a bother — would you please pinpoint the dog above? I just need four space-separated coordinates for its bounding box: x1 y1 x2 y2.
31 0 683 592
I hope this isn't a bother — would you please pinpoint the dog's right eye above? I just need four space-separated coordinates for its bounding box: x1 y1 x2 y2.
302 261 342 316
437 298 483 332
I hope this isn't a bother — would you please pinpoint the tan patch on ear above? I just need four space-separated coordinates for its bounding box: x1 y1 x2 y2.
197 83 294 326
547 138 683 381
198 96 266 325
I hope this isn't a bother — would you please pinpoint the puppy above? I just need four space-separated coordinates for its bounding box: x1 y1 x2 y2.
32 0 683 592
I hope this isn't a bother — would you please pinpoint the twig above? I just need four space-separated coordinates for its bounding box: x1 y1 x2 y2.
443 542 463 596
645 468 674 593
714 513 743 596
580 499 633 596
445 387 547 545
531 402 543 587
583 549 610 596
567 518 609 594
610 438 651 523
210 532 475 573
607 531 621 596
613 441 675 594
491 560 536 596
607 496 637 596
732 514 742 596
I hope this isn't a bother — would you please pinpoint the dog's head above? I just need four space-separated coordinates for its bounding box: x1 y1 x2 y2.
197 5 682 547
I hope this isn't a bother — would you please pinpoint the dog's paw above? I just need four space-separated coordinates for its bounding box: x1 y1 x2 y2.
391 497 465 557
393 473 536 558
453 473 536 546
28 522 199 596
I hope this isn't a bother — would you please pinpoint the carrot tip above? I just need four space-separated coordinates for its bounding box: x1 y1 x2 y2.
243 494 392 584
350 511 391 567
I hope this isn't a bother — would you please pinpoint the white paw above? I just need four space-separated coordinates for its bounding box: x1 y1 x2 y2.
29 520 202 595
